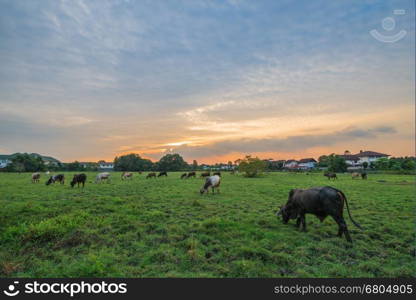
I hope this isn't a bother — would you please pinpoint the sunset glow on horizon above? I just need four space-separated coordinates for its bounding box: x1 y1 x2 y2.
0 1 414 164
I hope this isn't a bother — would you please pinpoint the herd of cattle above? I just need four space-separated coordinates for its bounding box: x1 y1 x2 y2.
28 170 367 243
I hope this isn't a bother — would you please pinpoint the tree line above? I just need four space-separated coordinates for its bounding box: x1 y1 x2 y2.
3 152 415 174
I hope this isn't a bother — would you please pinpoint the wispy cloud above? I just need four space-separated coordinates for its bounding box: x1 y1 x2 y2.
0 0 414 161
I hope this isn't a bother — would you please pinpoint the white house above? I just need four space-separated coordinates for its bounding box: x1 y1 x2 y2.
355 150 389 164
339 150 389 170
298 158 317 169
284 160 298 169
340 154 361 167
98 161 114 170
0 156 11 168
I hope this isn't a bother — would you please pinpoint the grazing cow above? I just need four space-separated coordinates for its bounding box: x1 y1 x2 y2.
31 172 41 183
158 171 168 177
146 172 156 179
200 175 221 194
351 172 360 179
46 174 65 185
213 171 221 177
180 173 187 179
70 173 86 188
138 171 142 175
95 172 111 183
361 172 367 180
186 171 196 178
324 172 337 180
121 172 133 180
277 186 362 243
200 172 210 178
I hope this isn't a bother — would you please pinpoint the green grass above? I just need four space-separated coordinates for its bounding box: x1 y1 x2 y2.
0 171 414 277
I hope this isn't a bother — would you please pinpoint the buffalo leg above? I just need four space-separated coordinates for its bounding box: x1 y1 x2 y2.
300 214 306 231
332 215 352 242
295 217 301 228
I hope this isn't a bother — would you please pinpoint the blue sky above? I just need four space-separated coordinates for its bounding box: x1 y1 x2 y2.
0 0 414 162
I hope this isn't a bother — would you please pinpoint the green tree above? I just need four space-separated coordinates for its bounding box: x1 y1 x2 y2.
114 153 153 171
374 158 389 170
317 155 329 167
156 153 188 171
327 154 347 173
66 161 85 171
7 153 46 172
401 158 416 170
238 155 267 177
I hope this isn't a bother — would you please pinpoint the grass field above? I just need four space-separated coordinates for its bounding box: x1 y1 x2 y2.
0 171 414 277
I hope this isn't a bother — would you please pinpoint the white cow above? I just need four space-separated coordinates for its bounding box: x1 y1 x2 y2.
200 175 221 194
95 172 111 183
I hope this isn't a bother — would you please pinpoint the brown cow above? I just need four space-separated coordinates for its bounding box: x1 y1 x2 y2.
31 172 41 183
121 172 133 180
146 172 156 179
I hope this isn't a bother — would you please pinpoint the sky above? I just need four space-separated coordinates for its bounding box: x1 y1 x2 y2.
0 0 414 163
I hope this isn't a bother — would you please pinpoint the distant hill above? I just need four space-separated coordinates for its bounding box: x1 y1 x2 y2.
0 153 61 164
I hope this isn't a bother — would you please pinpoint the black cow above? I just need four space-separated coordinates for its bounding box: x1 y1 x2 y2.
180 173 187 179
46 174 65 185
200 172 210 178
158 171 168 177
361 172 367 180
187 171 196 178
324 172 337 180
277 186 362 243
70 173 86 188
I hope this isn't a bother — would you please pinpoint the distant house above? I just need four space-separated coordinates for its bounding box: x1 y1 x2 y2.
298 158 317 169
338 150 389 170
284 160 298 169
0 155 11 168
340 154 361 167
265 159 286 169
98 160 114 170
355 150 389 164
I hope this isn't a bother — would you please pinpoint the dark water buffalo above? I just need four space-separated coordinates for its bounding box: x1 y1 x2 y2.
180 173 187 179
200 172 210 178
361 172 367 180
146 172 156 179
186 171 196 178
70 173 86 188
46 174 65 185
158 171 168 177
324 172 337 180
277 186 362 243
